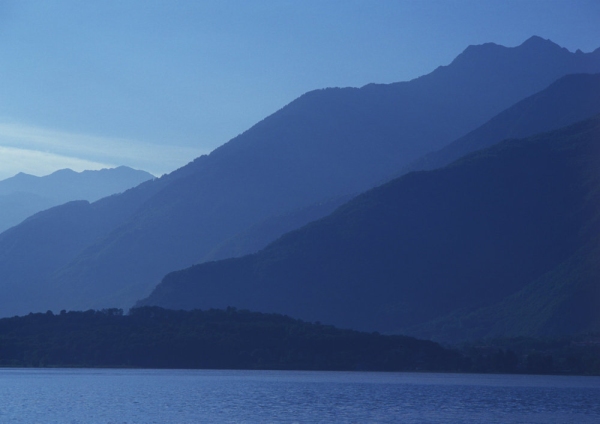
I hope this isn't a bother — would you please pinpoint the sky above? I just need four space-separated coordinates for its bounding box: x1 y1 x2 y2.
0 0 599 179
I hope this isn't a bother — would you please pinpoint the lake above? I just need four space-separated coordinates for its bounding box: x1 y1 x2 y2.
0 369 598 423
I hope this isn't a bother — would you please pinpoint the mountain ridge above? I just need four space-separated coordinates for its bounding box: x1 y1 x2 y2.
205 72 600 269
398 72 600 175
0 166 153 234
1 37 600 317
139 115 600 342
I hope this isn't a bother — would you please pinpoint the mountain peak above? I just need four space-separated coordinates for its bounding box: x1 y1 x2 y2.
2 172 38 184
521 35 551 45
459 41 502 56
519 35 563 51
50 168 77 176
441 36 584 74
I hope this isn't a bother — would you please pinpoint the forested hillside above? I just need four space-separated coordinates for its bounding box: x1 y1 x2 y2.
0 307 461 371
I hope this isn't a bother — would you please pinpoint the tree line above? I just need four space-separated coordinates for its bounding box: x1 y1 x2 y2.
0 307 597 375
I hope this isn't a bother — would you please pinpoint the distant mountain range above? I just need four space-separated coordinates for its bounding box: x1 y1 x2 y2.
140 114 600 342
1 36 600 319
0 167 153 233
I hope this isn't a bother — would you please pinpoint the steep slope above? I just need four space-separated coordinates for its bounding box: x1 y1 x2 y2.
2 37 600 317
406 233 600 343
204 72 600 263
0 166 153 233
201 194 353 263
401 73 600 174
0 167 190 317
406 138 600 341
141 116 600 340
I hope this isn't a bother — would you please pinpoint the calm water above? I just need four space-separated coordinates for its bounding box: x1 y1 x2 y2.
0 369 599 423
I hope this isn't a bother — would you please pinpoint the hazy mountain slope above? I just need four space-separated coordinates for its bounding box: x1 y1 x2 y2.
201 195 353 263
48 37 600 311
0 167 153 233
0 192 56 234
0 166 154 202
204 72 600 263
0 171 187 317
140 116 600 340
400 73 600 175
2 36 600 317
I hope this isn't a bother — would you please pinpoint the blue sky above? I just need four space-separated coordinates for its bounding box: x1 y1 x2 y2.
0 0 598 179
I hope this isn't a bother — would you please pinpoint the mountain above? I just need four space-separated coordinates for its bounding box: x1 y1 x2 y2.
0 167 154 233
400 73 600 175
406 238 600 343
140 115 600 342
205 72 600 263
1 37 600 317
201 194 353 263
0 192 56 235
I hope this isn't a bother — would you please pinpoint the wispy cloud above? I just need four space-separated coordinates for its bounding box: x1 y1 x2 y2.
0 121 205 178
